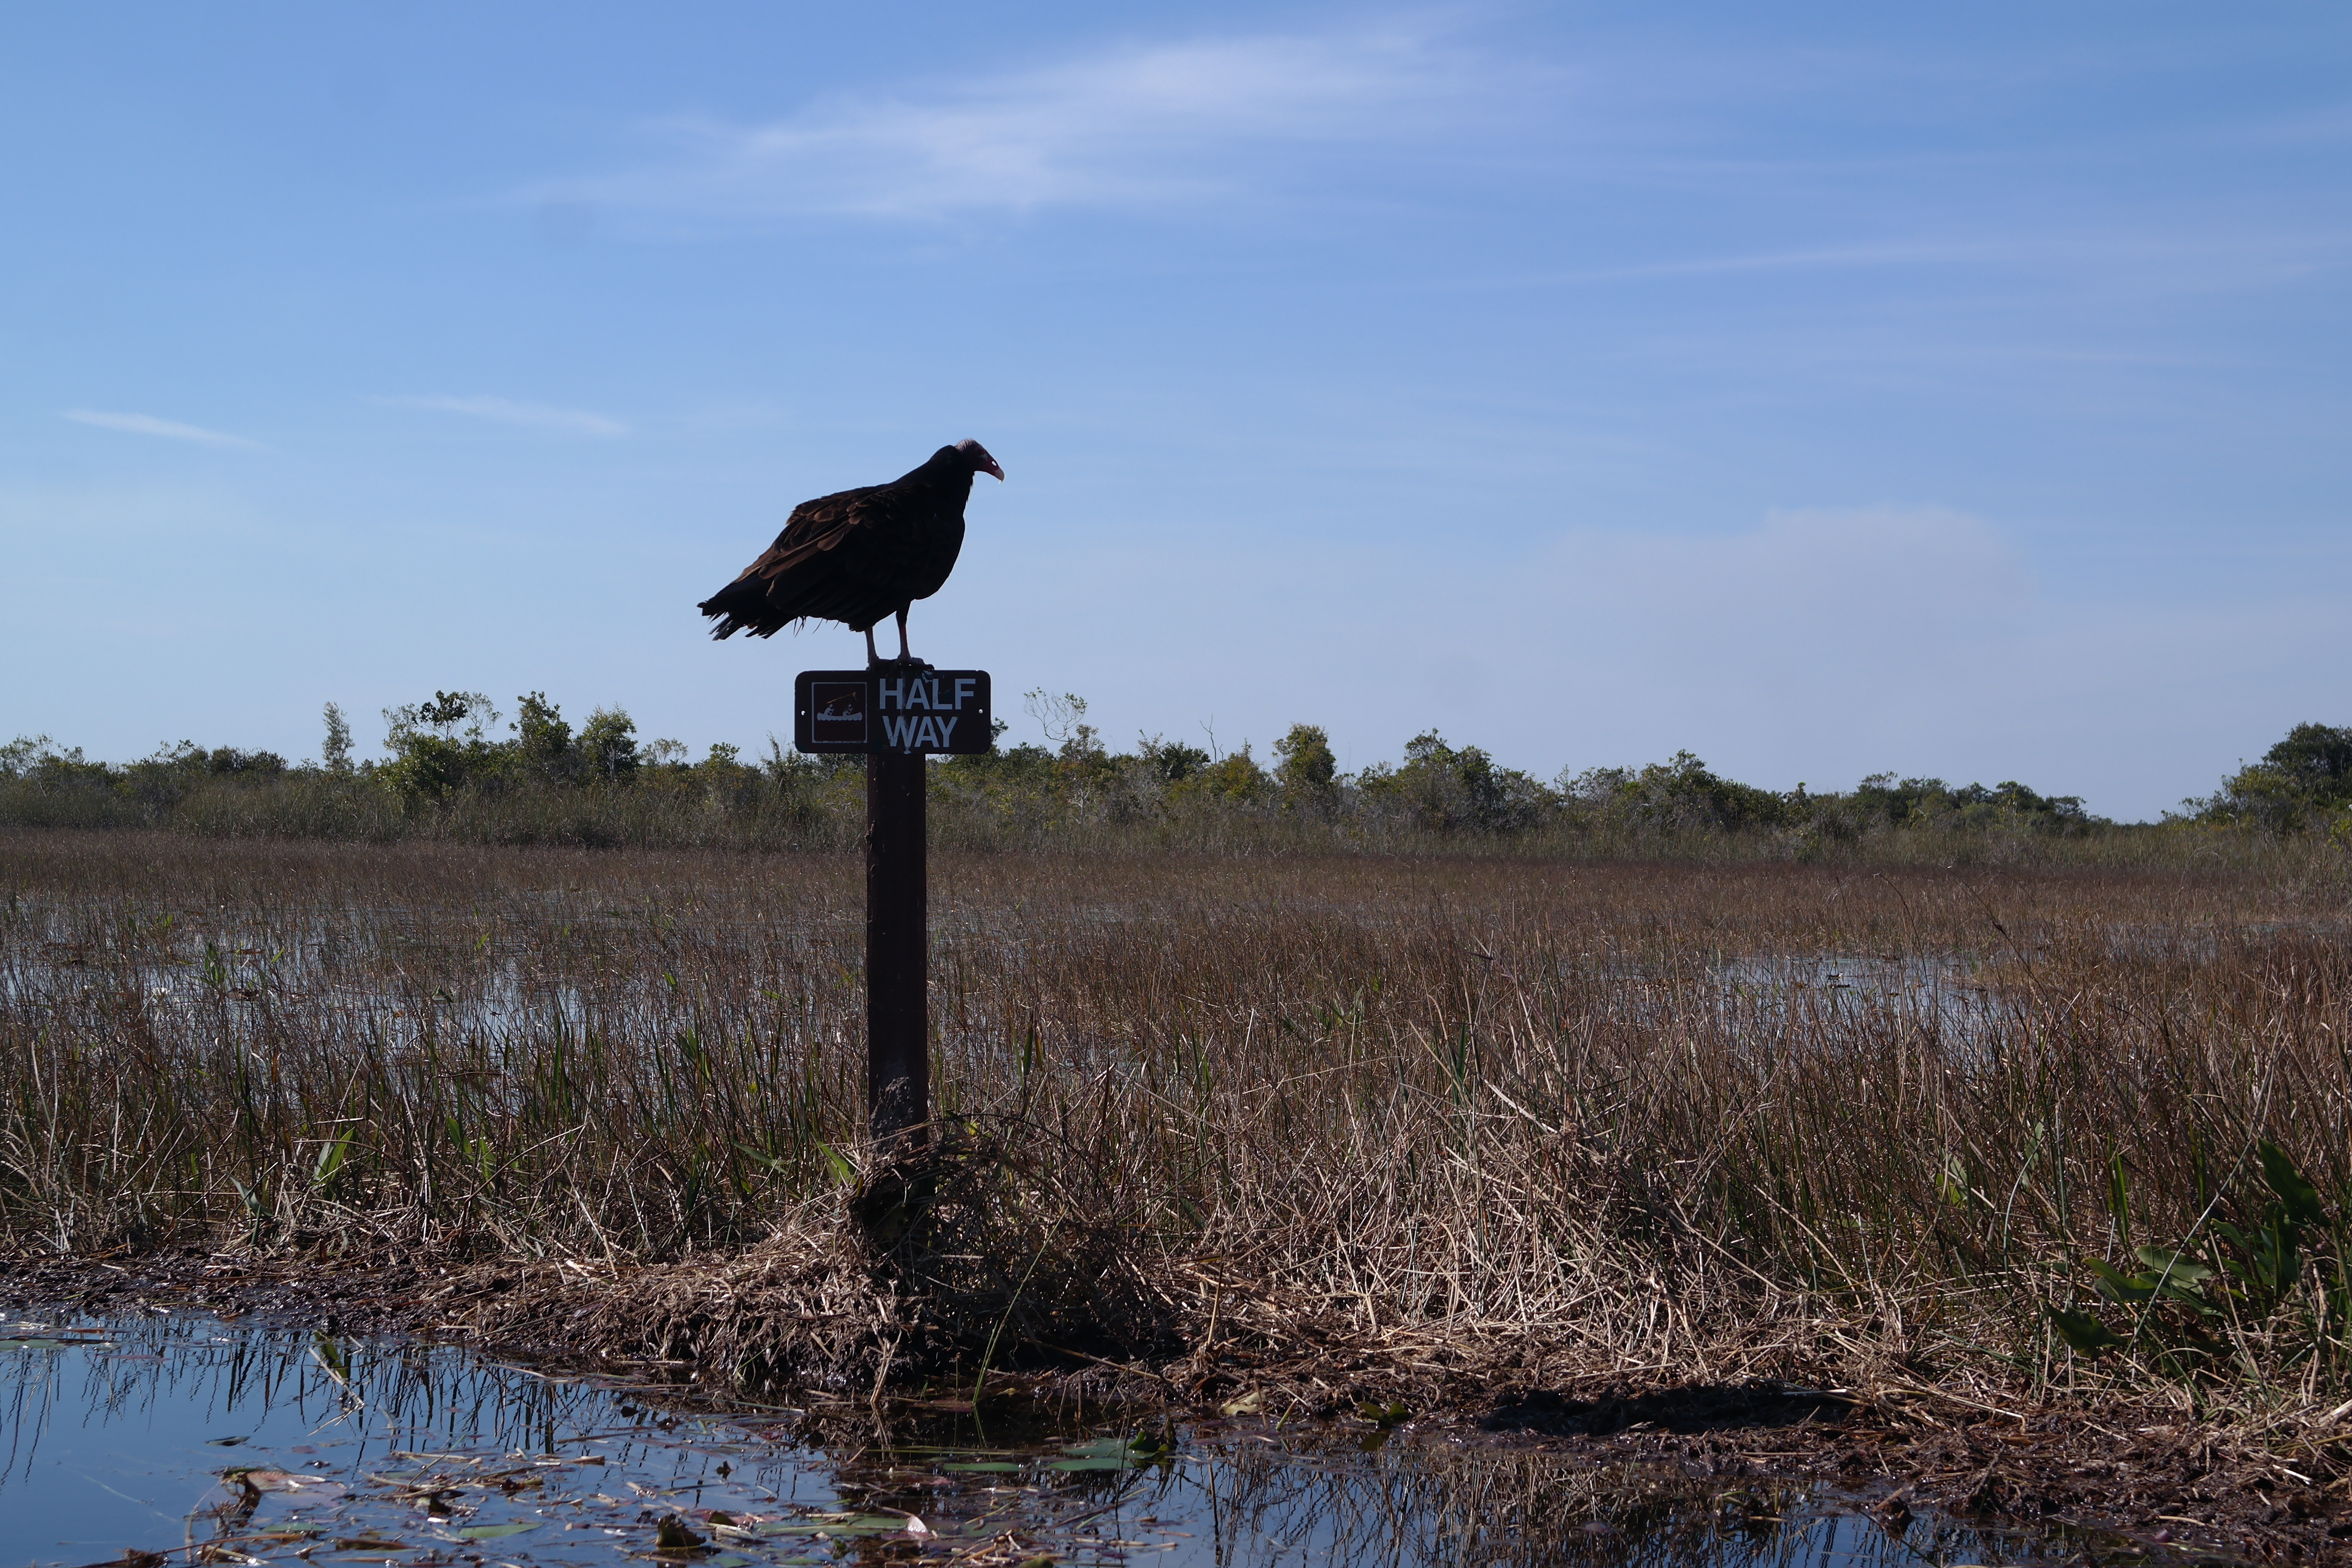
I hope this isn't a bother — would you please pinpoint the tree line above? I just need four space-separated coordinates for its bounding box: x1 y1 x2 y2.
3 688 2346 852
2178 722 2352 835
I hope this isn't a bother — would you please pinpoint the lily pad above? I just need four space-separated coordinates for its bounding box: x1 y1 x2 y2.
1049 1434 1160 1470
940 1460 1023 1473
0 1337 109 1351
1060 1437 1136 1458
451 1521 538 1539
758 1514 912 1537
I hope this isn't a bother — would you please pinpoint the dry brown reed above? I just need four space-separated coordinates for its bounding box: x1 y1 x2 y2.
4 828 2350 1426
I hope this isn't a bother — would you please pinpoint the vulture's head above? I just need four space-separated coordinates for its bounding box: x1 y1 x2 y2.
955 439 1006 482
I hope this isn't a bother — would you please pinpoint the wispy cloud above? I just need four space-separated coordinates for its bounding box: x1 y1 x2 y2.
62 409 264 449
545 28 1513 222
379 395 629 438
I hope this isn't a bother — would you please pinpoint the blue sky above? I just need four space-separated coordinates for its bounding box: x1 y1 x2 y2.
3 4 2345 821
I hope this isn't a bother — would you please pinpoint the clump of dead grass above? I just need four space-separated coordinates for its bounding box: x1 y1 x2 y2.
446 1129 1185 1396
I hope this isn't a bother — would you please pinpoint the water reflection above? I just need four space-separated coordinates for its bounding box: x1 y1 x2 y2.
2 1311 2075 1566
1707 954 2009 1052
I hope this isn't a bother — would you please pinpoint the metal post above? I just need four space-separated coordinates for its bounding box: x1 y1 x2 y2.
865 745 928 1144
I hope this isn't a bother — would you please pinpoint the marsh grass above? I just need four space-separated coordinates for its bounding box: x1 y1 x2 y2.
3 829 2350 1423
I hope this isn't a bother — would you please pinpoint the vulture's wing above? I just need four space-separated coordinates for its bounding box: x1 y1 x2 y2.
702 477 946 637
743 481 940 593
734 485 886 586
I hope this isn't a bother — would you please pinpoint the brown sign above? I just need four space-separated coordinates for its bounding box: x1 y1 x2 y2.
793 670 993 754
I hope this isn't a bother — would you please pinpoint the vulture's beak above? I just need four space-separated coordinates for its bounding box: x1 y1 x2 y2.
984 457 1006 482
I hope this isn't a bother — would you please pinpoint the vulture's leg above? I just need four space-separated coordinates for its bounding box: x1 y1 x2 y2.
894 609 912 663
864 625 881 666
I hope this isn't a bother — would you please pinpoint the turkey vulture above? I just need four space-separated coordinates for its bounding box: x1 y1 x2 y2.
698 439 1004 665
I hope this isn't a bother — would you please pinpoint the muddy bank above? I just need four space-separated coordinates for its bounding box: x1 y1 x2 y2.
9 1246 2348 1562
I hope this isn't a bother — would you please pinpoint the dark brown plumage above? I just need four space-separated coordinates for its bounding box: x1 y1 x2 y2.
698 439 1004 665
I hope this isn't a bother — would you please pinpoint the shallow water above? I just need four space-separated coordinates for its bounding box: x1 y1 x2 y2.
2 1311 2089 1568
1707 953 2012 1049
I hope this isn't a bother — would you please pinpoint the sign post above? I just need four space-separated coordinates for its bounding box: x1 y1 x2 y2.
795 667 993 1146
865 747 925 1140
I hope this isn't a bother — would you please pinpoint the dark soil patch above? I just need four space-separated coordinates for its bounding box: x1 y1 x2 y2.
1482 1382 1860 1436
